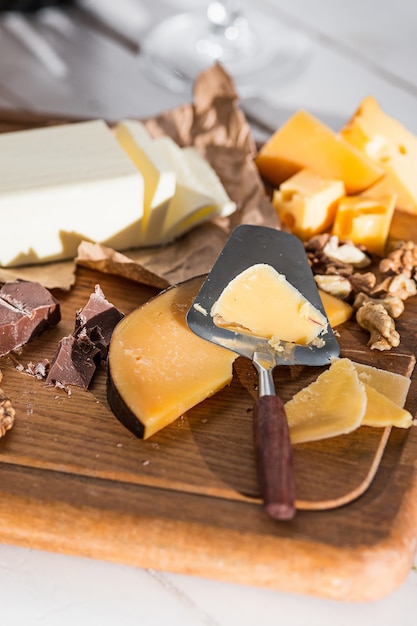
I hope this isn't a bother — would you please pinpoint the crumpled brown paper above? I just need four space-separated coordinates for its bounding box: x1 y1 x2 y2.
77 63 278 289
3 63 278 290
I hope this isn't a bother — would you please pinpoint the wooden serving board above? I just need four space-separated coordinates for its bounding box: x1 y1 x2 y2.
1 264 417 602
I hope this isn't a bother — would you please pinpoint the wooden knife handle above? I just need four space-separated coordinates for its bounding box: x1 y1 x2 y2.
253 395 296 521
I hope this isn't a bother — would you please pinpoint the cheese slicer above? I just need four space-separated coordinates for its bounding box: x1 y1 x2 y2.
186 224 340 521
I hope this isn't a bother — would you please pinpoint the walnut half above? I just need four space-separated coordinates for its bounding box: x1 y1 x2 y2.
355 302 400 351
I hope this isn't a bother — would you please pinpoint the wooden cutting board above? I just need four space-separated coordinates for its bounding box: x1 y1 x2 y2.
0 262 417 602
1 108 417 602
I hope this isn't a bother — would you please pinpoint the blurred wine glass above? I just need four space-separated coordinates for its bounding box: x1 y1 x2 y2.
141 0 311 95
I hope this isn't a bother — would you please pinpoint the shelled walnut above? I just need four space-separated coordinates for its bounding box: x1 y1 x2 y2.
0 371 15 438
379 240 417 279
304 234 417 351
356 302 400 351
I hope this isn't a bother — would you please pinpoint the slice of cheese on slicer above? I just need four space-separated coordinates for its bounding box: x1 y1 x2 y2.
155 136 236 241
0 120 145 267
210 263 327 346
115 120 176 245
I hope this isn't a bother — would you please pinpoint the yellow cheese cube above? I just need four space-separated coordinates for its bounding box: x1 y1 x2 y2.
272 169 345 240
318 289 354 327
107 276 237 439
341 96 417 214
331 194 396 256
255 110 384 194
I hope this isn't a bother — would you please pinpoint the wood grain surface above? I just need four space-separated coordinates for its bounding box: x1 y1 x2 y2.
0 263 416 602
1 111 417 601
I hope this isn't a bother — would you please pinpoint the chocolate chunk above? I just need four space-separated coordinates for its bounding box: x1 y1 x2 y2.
0 280 61 357
75 285 124 359
46 284 123 390
46 334 100 389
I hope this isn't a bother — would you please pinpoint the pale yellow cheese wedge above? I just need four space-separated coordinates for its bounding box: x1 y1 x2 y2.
115 120 176 245
210 263 328 345
352 360 411 408
156 136 236 241
362 383 413 428
107 277 236 439
285 358 413 444
341 96 417 214
285 358 367 444
331 194 396 256
255 110 384 194
272 168 345 240
318 289 354 327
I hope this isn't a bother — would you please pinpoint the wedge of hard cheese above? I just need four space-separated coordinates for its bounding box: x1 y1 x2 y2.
341 96 417 214
107 276 237 439
0 120 145 267
255 110 384 194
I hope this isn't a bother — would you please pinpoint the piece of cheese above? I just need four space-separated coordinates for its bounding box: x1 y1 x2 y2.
155 136 236 241
285 358 413 443
331 194 396 256
115 120 176 245
341 96 417 214
318 289 354 327
285 358 367 444
210 263 327 345
362 383 413 428
352 360 411 408
107 276 237 439
0 120 145 267
255 109 384 194
272 169 345 240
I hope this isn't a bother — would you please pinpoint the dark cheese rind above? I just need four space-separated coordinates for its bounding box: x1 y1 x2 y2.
0 280 61 357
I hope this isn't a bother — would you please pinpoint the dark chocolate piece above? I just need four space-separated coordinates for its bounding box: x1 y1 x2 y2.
0 280 61 357
46 333 100 389
46 284 123 389
75 285 124 359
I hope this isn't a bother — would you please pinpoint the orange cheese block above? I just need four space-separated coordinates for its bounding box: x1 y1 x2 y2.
318 289 354 327
331 194 396 256
107 277 237 439
341 96 417 214
272 169 345 240
255 110 384 194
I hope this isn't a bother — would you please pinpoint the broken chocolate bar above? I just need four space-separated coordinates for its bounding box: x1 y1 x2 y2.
75 284 124 359
46 284 123 389
0 280 61 357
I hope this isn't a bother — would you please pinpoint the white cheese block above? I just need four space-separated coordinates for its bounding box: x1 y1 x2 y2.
155 136 236 242
0 120 144 267
115 120 176 245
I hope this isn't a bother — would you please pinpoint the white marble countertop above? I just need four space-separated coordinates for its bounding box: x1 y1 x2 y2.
1 1 417 623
